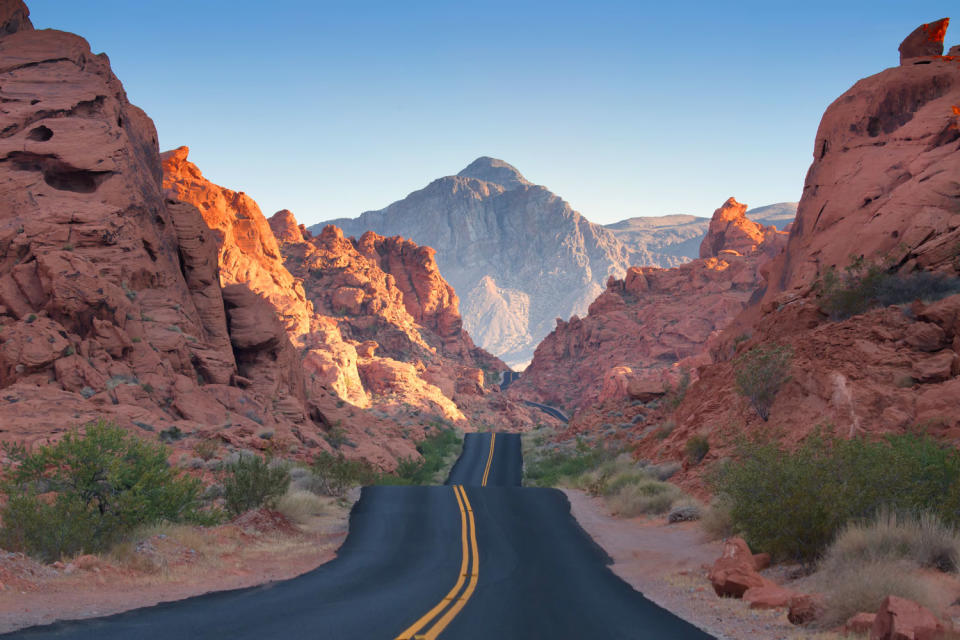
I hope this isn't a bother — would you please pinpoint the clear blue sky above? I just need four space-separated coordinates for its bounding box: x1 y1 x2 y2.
28 1 956 226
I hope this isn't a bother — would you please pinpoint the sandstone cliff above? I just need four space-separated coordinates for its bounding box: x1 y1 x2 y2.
562 21 960 492
511 199 786 412
0 4 550 473
315 158 632 366
0 14 326 459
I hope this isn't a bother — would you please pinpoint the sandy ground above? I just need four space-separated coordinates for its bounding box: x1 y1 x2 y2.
563 489 844 640
0 496 355 635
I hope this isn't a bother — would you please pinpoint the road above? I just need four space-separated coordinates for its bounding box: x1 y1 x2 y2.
5 433 713 639
521 400 569 422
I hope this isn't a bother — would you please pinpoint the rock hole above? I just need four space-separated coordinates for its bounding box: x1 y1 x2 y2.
26 126 53 141
892 230 900 238
30 99 39 105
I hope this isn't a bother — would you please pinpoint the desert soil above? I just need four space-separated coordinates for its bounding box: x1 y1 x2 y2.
563 489 841 640
0 496 355 635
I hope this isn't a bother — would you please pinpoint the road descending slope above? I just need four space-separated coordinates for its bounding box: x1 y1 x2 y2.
5 434 713 639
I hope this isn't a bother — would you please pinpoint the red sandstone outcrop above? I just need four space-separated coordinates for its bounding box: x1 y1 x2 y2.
510 200 784 413
699 197 785 260
613 20 960 492
0 12 322 457
899 19 950 64
761 24 960 311
0 2 549 474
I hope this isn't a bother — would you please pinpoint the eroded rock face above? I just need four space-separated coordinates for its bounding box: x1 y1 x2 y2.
0 15 316 455
699 197 786 259
762 29 960 309
899 18 950 64
510 200 783 412
314 157 632 366
161 147 313 337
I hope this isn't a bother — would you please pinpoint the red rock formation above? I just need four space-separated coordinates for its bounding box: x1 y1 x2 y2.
699 197 785 259
899 18 950 63
510 200 783 413
761 26 960 311
628 21 960 493
871 595 945 640
161 147 312 337
0 12 318 457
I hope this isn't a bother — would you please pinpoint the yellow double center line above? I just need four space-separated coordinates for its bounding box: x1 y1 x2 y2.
481 432 496 487
395 485 479 640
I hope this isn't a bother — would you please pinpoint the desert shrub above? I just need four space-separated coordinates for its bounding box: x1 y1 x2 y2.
817 257 960 321
0 421 205 561
311 452 378 496
378 427 463 485
221 454 290 516
606 479 683 517
645 460 681 481
664 369 691 410
276 490 328 524
820 509 960 575
712 433 960 562
733 343 792 420
684 435 710 464
700 499 736 540
192 439 218 462
816 558 936 628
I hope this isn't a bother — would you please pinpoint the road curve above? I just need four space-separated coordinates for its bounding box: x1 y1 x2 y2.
4 433 714 639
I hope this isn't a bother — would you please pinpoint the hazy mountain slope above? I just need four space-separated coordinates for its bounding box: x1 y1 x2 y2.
315 158 631 367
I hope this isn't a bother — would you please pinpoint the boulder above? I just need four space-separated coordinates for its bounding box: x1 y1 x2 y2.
788 593 825 625
708 537 769 597
898 19 949 64
870 595 944 640
845 613 878 635
743 583 797 610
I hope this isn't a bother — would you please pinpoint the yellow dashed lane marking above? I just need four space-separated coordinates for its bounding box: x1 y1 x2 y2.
481 432 496 487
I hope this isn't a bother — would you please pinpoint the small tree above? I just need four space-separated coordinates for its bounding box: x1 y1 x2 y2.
221 455 290 516
734 343 793 420
0 421 204 561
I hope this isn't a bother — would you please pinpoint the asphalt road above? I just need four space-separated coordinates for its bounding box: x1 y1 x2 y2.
5 433 713 639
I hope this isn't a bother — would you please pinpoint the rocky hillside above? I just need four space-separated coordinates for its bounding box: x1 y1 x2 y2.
509 198 787 413
315 158 632 367
0 5 551 472
603 202 796 268
560 20 960 492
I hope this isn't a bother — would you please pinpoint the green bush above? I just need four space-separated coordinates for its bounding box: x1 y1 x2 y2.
817 257 960 321
379 427 462 485
712 433 960 562
684 435 710 464
221 455 290 516
311 452 378 496
523 439 617 487
0 421 205 561
733 343 792 421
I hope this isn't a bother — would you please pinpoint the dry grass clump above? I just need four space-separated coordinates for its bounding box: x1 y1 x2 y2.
819 510 960 575
568 453 688 517
700 499 736 540
276 490 328 524
606 479 684 517
813 510 960 628
816 558 936 628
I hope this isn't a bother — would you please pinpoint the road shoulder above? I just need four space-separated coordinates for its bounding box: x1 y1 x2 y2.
562 488 835 640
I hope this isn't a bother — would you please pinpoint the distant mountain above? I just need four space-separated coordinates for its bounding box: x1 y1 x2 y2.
312 158 631 367
604 203 797 267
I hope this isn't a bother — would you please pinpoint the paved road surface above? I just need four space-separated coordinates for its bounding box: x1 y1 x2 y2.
5 433 713 639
